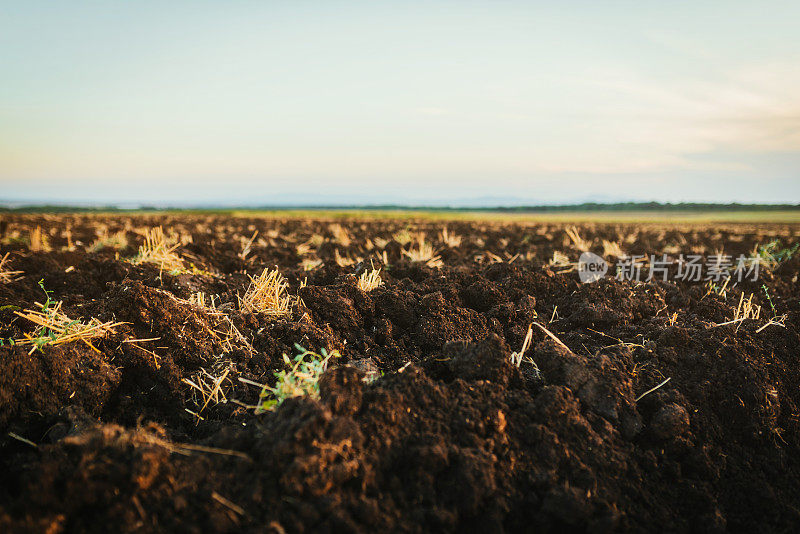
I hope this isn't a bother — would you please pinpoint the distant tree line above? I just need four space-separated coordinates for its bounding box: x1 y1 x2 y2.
1 202 798 213
486 202 800 212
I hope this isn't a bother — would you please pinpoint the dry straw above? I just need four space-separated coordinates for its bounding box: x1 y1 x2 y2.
602 240 624 258
565 226 591 251
440 227 462 248
0 253 23 283
14 289 123 355
29 226 51 252
133 226 185 272
549 250 575 272
403 235 443 268
334 249 357 267
240 267 292 317
183 366 232 419
329 223 351 247
88 229 129 252
357 267 383 292
710 292 761 330
238 230 258 261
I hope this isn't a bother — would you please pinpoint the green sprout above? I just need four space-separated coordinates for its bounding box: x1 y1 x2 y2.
756 241 799 270
12 279 120 354
256 344 340 413
28 279 69 351
756 284 788 332
762 284 778 316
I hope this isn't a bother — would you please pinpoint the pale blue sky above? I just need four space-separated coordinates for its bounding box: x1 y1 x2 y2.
2 1 799 205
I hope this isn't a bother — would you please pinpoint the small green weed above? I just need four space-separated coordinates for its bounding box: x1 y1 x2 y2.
755 241 799 270
756 284 788 333
762 284 778 316
255 344 340 413
13 279 121 354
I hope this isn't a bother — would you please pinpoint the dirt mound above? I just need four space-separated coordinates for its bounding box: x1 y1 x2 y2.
1 214 800 532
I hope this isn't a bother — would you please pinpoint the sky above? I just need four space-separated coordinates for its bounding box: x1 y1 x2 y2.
1 1 799 206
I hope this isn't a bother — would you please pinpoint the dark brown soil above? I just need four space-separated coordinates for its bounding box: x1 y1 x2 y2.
1 214 799 533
